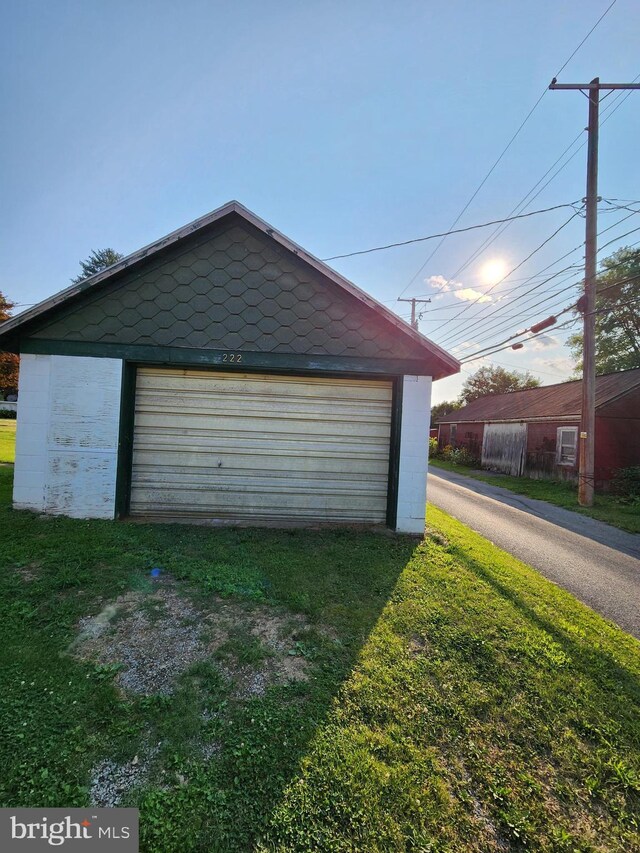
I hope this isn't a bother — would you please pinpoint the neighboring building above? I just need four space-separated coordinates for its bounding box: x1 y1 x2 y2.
437 368 640 486
0 201 459 532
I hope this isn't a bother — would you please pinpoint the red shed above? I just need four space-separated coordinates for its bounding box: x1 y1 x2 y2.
436 368 640 488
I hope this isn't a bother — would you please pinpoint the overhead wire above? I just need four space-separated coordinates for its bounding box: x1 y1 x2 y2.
453 252 640 359
320 202 581 261
434 204 640 347
393 204 638 332
461 236 640 345
418 72 639 317
427 209 583 341
458 269 640 363
393 0 618 299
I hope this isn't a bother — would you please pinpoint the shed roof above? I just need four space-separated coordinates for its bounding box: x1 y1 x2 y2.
0 201 459 379
438 367 640 423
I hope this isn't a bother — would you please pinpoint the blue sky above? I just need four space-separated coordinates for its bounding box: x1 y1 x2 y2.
2 0 639 403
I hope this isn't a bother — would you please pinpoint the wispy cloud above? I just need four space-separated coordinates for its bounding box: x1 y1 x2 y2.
426 274 492 303
530 334 559 351
454 287 492 303
533 356 575 376
451 341 478 355
427 274 453 292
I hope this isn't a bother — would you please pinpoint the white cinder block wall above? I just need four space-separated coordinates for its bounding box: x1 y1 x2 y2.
396 375 432 534
14 354 123 519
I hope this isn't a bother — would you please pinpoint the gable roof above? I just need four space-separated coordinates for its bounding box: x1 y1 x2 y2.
438 367 640 423
0 201 459 378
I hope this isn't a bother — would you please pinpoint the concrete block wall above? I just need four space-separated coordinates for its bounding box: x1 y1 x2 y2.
14 354 123 519
396 374 432 534
13 354 51 512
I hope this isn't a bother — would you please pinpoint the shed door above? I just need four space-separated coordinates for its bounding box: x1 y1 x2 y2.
481 422 527 476
129 367 392 523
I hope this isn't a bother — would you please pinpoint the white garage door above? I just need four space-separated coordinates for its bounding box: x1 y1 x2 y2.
129 367 393 523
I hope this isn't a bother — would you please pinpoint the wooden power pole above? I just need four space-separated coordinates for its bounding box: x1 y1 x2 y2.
397 297 431 330
549 77 640 506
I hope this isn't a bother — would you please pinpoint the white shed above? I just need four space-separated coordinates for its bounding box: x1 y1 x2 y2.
0 202 459 533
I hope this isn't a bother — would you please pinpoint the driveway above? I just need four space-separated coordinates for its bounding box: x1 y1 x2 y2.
427 467 640 639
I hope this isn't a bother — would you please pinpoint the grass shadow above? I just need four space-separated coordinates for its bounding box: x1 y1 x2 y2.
446 536 640 701
0 465 415 850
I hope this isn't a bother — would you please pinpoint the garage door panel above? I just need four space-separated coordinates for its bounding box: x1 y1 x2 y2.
130 368 392 523
133 411 391 436
133 451 390 475
136 369 391 399
131 433 390 454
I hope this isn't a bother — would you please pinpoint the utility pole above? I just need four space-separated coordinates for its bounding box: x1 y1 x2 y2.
549 77 640 506
397 297 431 330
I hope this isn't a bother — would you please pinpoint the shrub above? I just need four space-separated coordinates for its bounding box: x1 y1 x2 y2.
0 409 17 419
439 444 480 467
429 437 439 458
449 446 480 467
611 466 640 504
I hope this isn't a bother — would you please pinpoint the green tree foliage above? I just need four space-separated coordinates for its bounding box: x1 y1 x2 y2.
568 246 640 374
0 293 14 323
460 365 541 404
0 292 19 396
430 399 462 424
72 248 124 284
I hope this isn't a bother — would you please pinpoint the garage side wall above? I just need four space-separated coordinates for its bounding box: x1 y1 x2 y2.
14 354 122 518
396 375 432 534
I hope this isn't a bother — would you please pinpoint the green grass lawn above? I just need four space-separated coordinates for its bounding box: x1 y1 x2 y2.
430 457 640 534
0 462 639 851
0 420 16 463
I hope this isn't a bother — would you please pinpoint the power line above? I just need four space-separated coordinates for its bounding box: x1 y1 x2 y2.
553 0 618 78
419 76 637 306
320 202 581 261
459 318 580 363
460 241 640 346
431 210 583 340
459 269 640 363
434 203 640 344
450 241 640 349
394 0 618 298
458 295 640 366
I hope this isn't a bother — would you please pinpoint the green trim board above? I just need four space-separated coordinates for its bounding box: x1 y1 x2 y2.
114 362 137 519
22 338 432 377
113 359 404 529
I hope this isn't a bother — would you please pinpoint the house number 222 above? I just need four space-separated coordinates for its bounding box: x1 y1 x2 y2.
222 353 242 363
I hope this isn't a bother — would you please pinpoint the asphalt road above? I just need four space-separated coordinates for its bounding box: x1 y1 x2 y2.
427 467 640 639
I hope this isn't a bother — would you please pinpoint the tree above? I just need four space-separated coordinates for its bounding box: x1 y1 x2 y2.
72 248 123 284
431 399 462 424
0 292 19 397
460 365 541 404
568 246 640 375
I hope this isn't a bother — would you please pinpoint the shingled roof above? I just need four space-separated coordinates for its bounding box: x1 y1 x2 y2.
438 368 640 423
0 201 460 379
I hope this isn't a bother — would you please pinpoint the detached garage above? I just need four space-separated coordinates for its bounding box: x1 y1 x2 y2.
0 201 459 532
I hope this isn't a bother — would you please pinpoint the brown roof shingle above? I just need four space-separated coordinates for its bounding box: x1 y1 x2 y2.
438 368 640 423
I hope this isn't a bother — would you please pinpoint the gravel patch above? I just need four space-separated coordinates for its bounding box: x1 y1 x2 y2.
70 577 311 697
90 744 159 807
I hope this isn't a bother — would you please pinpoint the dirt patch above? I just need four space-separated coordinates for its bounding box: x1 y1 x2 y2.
425 526 450 548
408 634 430 657
14 562 41 582
70 577 311 697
